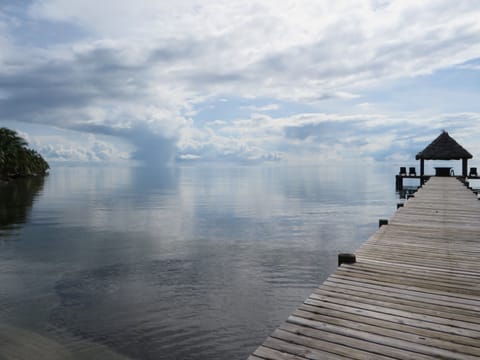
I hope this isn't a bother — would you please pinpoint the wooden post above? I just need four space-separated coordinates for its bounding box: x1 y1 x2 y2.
338 253 356 266
420 159 425 177
379 219 388 227
395 175 403 191
397 203 404 209
463 158 468 178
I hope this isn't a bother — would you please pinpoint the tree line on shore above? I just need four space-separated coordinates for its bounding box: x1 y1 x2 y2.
0 127 49 181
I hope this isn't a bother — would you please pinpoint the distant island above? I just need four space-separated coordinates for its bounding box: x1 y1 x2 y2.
0 127 49 182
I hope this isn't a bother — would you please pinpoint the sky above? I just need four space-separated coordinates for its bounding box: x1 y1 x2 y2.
1 0 480 166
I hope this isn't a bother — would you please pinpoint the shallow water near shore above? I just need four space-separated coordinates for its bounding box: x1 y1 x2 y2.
0 163 397 359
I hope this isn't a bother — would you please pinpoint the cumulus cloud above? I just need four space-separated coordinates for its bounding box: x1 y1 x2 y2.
23 1 480 96
30 134 130 163
177 111 480 163
1 0 480 163
0 38 189 164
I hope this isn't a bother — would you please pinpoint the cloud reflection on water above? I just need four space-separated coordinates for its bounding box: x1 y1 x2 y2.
0 163 397 359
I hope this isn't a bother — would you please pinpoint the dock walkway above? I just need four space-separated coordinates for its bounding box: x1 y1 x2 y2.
249 177 480 360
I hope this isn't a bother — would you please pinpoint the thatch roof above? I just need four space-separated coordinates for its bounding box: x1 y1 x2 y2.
415 131 472 160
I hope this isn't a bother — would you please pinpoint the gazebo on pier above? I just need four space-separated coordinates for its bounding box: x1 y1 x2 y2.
396 131 477 191
415 131 472 178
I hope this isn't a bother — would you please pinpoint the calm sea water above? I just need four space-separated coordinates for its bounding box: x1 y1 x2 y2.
0 164 397 360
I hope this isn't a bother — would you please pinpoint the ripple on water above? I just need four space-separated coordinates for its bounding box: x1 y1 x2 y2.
49 259 273 360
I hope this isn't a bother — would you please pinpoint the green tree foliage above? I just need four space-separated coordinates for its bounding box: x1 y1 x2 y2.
0 127 49 180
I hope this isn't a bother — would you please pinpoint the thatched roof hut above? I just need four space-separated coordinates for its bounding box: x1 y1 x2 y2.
415 131 472 177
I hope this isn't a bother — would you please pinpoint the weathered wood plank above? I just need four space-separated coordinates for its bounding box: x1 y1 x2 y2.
312 288 480 324
303 298 480 337
288 313 480 356
317 284 480 317
282 318 479 359
325 277 480 308
271 329 395 360
261 337 352 360
293 307 480 348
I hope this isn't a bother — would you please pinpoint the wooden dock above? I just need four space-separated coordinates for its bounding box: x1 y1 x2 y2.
249 177 480 360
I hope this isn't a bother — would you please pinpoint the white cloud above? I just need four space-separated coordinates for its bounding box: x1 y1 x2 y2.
177 111 480 163
241 104 280 112
27 1 480 97
29 133 131 163
1 1 480 164
178 154 201 160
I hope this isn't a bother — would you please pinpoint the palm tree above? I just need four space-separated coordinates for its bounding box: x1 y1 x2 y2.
0 127 49 180
0 128 28 147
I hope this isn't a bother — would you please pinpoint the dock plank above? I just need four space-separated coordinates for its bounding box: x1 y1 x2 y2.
248 177 480 359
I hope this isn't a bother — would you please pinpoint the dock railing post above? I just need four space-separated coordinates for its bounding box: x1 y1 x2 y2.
338 253 356 267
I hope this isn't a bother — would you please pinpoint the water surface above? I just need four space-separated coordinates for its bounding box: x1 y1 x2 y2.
0 164 397 359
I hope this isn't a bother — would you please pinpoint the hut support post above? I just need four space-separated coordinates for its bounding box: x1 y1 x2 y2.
395 175 403 191
463 158 468 177
420 159 424 177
